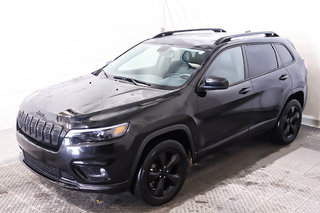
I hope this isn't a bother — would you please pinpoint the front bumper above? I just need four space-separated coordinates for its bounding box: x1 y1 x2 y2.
17 130 135 194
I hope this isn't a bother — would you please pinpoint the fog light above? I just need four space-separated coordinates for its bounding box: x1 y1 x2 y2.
99 168 107 177
75 165 110 182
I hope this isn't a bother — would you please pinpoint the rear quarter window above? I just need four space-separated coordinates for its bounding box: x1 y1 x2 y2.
275 44 294 66
245 44 278 78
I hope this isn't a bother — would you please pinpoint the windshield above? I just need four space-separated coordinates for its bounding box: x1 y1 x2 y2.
103 43 209 88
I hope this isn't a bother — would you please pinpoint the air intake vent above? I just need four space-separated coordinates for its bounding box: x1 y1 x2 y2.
23 151 75 181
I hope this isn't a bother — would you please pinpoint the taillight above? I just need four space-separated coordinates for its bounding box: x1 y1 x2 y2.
304 60 308 70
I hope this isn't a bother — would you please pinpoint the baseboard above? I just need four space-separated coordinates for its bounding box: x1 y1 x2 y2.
302 114 320 128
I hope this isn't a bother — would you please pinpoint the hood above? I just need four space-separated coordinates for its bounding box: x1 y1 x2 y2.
20 74 173 126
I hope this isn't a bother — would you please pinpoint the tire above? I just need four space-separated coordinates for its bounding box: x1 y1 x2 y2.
273 99 302 145
134 140 188 205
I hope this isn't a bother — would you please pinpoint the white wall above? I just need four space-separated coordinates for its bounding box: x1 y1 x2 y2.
1 0 320 130
163 0 320 127
0 0 162 129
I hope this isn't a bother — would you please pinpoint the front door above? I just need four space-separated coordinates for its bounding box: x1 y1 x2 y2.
196 46 255 150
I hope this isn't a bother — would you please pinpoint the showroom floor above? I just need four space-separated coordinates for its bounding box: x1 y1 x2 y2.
1 125 320 213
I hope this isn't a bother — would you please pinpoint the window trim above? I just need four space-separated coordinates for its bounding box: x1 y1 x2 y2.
243 42 280 79
198 45 248 88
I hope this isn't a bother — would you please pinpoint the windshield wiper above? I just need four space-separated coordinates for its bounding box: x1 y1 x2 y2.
113 76 151 87
102 70 109 78
91 68 109 78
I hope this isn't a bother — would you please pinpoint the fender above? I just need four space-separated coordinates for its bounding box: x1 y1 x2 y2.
282 87 305 113
292 86 307 109
273 87 305 127
128 124 196 185
279 90 294 118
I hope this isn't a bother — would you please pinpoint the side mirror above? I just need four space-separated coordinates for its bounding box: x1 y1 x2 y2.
199 75 229 91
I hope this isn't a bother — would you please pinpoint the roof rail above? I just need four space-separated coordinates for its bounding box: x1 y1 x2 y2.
153 28 226 38
214 31 279 45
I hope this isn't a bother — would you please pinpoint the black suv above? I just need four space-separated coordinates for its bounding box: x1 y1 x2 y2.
16 29 307 205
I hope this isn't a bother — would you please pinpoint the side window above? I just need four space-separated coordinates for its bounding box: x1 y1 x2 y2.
275 44 294 65
245 44 278 78
205 46 244 84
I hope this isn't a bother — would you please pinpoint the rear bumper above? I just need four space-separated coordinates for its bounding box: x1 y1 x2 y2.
17 130 135 194
303 84 307 111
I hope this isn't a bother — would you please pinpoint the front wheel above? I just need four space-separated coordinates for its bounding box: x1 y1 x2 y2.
273 99 302 145
134 140 188 205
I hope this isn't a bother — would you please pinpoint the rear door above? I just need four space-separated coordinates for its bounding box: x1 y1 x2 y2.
244 43 292 131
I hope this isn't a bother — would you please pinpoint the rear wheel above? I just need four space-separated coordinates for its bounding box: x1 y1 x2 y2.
273 99 302 145
134 140 187 205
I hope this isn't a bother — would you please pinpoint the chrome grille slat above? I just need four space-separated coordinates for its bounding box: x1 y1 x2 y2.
30 118 38 137
21 113 27 130
43 123 53 143
17 111 23 128
52 126 63 146
25 115 32 134
36 120 46 141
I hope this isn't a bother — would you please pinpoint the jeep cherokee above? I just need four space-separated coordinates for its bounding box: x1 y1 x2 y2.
16 28 307 205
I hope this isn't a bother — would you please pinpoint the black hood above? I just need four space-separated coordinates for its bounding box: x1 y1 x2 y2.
20 74 173 128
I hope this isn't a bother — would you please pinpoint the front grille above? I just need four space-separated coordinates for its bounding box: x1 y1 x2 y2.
23 151 75 181
17 111 63 148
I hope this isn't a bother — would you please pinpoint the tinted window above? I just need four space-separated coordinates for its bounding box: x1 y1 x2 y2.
245 44 278 77
275 44 294 65
205 46 244 84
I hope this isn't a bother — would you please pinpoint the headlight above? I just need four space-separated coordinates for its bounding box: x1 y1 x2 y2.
65 123 128 142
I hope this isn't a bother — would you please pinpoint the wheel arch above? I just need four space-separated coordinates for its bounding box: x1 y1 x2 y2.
276 90 304 125
129 124 195 192
285 90 304 109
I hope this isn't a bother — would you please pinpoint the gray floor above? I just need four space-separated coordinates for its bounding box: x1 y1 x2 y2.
1 126 320 213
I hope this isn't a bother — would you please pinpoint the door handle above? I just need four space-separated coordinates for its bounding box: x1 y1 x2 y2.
279 74 289 81
238 87 251 94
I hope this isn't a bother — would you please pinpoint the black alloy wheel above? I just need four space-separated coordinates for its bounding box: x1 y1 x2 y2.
134 140 187 205
273 99 302 145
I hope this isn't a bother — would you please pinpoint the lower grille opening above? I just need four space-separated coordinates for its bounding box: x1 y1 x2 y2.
23 151 75 181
